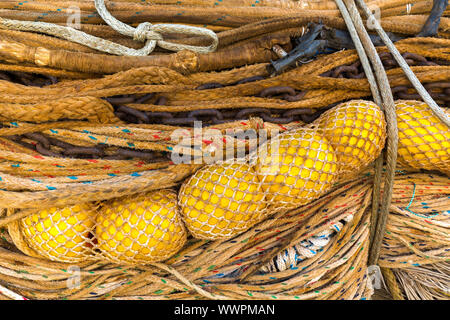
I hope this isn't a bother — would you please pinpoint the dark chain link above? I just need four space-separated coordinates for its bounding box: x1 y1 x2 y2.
391 81 450 107
113 106 322 126
106 75 315 126
233 76 265 85
195 82 224 90
7 131 170 161
0 71 58 87
321 52 442 79
108 76 448 127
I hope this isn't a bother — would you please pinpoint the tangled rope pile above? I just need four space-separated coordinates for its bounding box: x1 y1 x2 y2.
377 173 450 300
0 0 448 301
0 38 446 212
0 173 375 300
0 34 447 250
0 0 449 76
0 170 446 300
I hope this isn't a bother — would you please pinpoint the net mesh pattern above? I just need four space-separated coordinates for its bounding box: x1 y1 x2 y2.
95 190 187 264
18 99 390 259
178 163 267 240
315 100 386 176
20 190 187 264
254 127 339 209
395 100 449 175
20 203 97 263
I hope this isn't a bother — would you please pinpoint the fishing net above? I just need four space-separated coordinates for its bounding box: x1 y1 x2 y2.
395 100 450 175
378 173 450 300
96 190 187 264
179 162 268 239
0 173 375 300
12 188 189 265
0 0 448 301
253 127 340 208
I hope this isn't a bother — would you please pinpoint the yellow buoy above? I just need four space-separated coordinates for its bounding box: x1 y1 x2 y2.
396 100 449 174
179 162 267 240
96 190 186 264
20 203 96 262
315 100 386 175
254 128 338 207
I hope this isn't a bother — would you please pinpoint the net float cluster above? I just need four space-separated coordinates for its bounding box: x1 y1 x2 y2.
17 100 449 264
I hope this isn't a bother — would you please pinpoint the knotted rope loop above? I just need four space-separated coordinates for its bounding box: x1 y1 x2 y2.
133 22 163 42
152 24 220 54
94 0 218 54
0 0 218 56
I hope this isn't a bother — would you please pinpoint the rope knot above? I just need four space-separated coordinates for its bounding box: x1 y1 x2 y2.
133 22 163 42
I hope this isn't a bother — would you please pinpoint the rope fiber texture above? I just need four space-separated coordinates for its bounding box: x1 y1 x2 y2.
0 0 218 56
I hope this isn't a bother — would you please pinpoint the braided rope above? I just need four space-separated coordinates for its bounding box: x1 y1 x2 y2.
0 0 218 56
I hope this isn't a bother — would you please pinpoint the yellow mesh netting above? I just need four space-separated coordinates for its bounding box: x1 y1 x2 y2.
17 99 389 260
395 100 450 175
315 100 387 175
254 127 339 207
20 203 97 263
179 163 267 239
20 190 187 264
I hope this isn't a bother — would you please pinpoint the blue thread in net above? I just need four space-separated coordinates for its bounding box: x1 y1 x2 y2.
405 183 439 218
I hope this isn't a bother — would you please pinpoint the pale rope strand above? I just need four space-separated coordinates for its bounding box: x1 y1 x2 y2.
150 262 230 300
0 0 218 56
94 0 218 54
336 0 399 267
333 0 385 267
326 0 384 254
0 283 28 300
0 17 157 56
406 3 412 15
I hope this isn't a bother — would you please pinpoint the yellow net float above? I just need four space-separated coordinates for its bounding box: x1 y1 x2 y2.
95 190 187 264
179 162 267 240
20 99 447 264
20 203 97 263
315 100 386 175
395 100 449 174
254 127 339 208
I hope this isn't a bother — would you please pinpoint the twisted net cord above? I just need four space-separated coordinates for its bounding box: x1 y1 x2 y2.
330 0 385 254
337 0 449 300
0 0 218 56
334 0 399 297
354 0 450 266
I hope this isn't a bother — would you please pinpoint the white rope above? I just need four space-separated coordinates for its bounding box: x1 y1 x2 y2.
261 214 355 273
0 283 28 300
406 3 412 15
0 0 218 56
94 0 218 54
